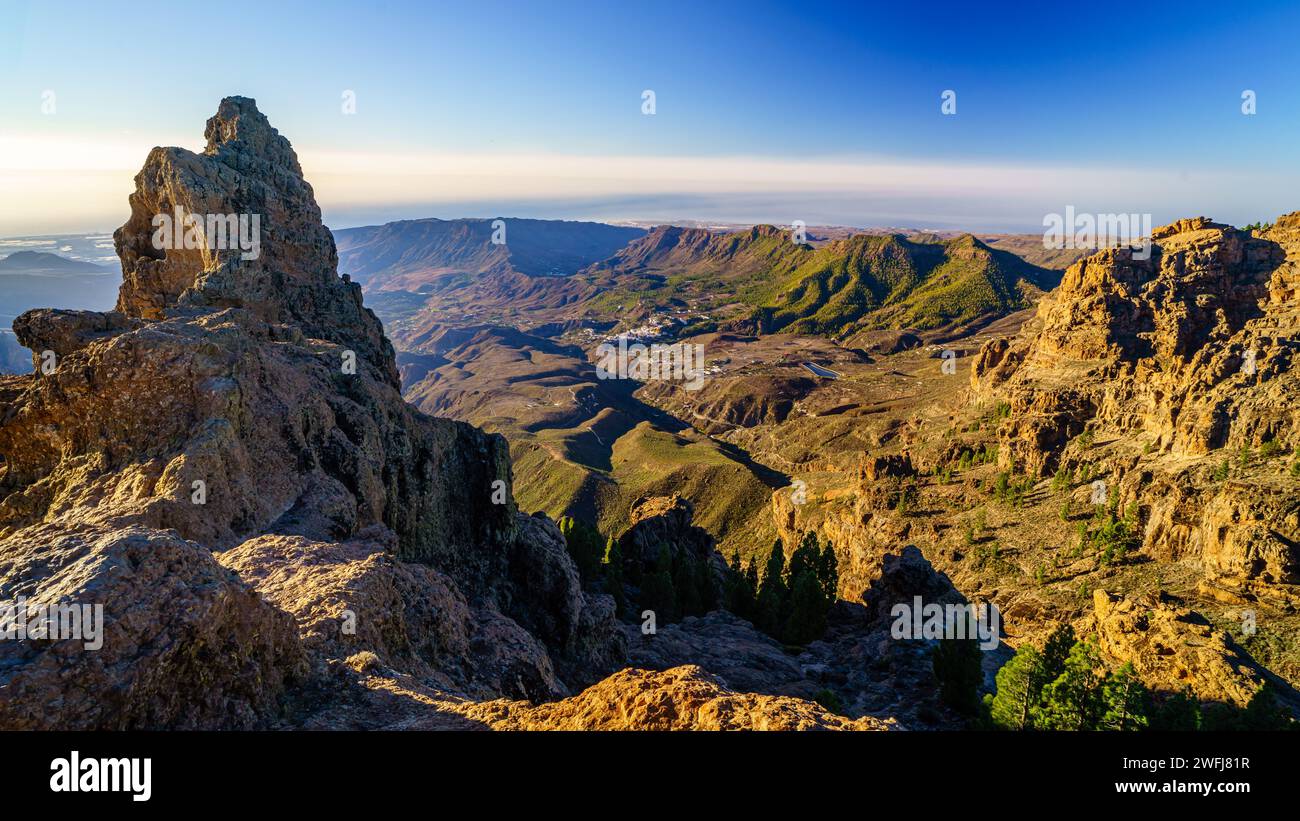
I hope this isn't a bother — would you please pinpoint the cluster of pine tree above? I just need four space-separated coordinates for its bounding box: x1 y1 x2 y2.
559 517 844 642
557 516 626 616
628 541 717 624
987 625 1296 730
1079 496 1141 567
557 516 716 624
725 532 839 645
933 634 984 715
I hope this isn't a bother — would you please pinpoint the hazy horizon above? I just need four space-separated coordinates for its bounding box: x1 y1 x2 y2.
3 189 1292 245
4 0 1299 236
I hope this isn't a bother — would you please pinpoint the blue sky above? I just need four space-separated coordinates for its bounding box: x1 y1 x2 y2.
2 0 1298 234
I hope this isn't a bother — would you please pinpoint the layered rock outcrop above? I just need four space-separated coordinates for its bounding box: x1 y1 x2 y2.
304 663 897 730
1080 590 1268 709
973 216 1295 466
112 97 397 386
969 216 1300 601
0 523 306 730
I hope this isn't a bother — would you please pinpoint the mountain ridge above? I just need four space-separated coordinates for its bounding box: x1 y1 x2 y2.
0 250 112 274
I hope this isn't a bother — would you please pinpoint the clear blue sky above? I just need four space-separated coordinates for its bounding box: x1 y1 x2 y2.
2 0 1298 234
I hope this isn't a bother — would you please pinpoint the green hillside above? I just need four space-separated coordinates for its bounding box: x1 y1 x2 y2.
577 226 1059 341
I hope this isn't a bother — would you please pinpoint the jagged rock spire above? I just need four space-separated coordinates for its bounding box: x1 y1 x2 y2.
113 96 398 386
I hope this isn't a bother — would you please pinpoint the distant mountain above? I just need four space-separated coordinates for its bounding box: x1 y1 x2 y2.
333 217 647 291
576 225 1062 342
0 252 119 372
585 224 799 278
978 233 1090 270
0 250 112 274
757 232 1059 340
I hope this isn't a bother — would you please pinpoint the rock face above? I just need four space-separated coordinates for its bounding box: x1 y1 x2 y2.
113 97 397 386
1081 590 1267 709
214 526 579 702
459 665 899 731
0 97 623 728
973 216 1295 464
625 611 806 695
299 662 897 731
772 471 917 603
0 523 306 730
970 216 1300 602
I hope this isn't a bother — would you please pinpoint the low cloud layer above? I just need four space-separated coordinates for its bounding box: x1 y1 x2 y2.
2 133 1293 235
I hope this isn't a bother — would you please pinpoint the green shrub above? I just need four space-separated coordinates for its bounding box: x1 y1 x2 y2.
1213 458 1231 482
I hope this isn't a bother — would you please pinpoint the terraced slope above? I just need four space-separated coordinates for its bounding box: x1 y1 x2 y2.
400 324 782 553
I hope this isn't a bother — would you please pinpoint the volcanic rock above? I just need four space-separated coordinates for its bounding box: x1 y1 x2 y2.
969 216 1300 598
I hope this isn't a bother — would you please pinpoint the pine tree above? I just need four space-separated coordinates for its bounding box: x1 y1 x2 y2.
623 537 643 586
789 532 820 580
817 541 839 602
1239 685 1294 730
557 516 604 584
933 636 984 715
724 551 744 614
988 645 1043 730
673 554 703 617
1034 638 1104 730
784 568 828 644
1039 624 1075 685
1200 702 1243 731
785 536 818 601
602 536 626 618
698 555 718 612
741 559 760 620
557 516 578 568
755 539 788 637
1149 689 1200 731
640 546 677 623
1100 662 1150 731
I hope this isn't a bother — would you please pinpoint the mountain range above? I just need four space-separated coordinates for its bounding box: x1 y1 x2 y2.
339 219 1066 350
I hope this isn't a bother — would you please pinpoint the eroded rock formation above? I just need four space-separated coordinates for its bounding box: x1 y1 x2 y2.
1081 590 1266 708
459 665 898 730
970 216 1300 602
